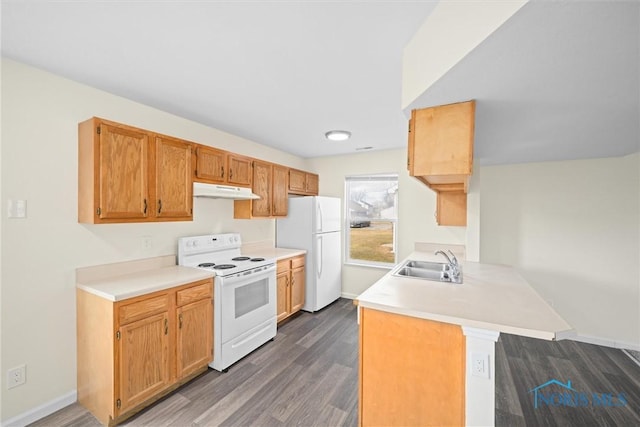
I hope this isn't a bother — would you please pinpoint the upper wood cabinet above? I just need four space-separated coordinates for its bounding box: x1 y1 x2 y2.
227 154 253 187
78 117 193 224
408 100 475 226
194 145 226 183
234 161 289 219
79 119 150 222
153 135 193 219
272 164 289 216
193 145 252 188
288 168 319 195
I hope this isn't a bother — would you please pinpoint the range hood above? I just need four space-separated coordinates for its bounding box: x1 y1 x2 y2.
193 182 260 200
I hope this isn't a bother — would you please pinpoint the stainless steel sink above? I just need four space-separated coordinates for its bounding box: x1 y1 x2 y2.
392 259 462 283
404 260 449 271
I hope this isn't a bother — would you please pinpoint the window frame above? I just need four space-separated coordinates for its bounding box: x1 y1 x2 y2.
344 173 399 268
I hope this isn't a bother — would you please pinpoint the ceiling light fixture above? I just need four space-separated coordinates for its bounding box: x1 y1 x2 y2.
325 130 351 141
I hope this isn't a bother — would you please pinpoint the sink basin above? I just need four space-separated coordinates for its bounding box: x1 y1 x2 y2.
404 260 449 271
392 259 461 283
394 266 448 281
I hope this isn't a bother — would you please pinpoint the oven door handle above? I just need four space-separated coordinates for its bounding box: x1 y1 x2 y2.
219 264 276 285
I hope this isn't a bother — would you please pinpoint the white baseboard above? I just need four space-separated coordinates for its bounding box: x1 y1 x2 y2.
568 333 640 352
341 292 358 300
1 390 76 427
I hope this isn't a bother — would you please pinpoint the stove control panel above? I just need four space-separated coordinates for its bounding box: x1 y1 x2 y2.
179 233 241 254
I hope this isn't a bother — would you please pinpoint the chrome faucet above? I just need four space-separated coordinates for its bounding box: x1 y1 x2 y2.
435 250 463 283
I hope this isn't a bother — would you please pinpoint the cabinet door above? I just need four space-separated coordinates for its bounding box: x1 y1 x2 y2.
251 161 272 217
195 145 226 183
272 164 289 217
117 312 170 415
290 266 305 314
154 135 193 219
360 308 465 426
228 154 252 187
276 270 290 323
409 101 474 177
288 169 307 193
98 123 149 220
436 192 467 226
305 173 319 195
176 298 213 378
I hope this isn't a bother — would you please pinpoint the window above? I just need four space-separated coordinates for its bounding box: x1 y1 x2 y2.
345 174 398 267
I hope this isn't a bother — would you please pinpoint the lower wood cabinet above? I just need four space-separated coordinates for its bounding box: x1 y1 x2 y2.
77 279 213 426
359 308 465 426
276 255 305 323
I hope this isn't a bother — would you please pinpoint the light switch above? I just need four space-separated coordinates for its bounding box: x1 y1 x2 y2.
7 199 27 218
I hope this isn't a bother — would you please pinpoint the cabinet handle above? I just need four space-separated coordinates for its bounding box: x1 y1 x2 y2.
229 169 233 179
164 318 168 335
179 313 183 329
221 166 224 178
143 199 147 214
285 277 289 287
158 200 162 214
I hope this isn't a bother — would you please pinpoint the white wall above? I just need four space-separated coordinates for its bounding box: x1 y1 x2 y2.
479 154 640 348
308 149 467 297
0 59 309 422
401 0 527 109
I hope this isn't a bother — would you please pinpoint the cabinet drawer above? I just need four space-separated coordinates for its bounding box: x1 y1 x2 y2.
118 295 169 325
291 255 305 269
177 280 213 307
277 259 290 274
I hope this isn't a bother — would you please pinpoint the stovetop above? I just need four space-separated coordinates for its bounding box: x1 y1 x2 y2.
177 233 275 276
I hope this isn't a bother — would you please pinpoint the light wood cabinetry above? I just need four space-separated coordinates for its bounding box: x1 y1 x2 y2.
227 154 253 187
408 100 475 226
77 279 213 426
272 164 289 216
78 117 192 224
153 135 193 219
79 117 320 223
193 144 252 188
116 295 171 414
234 161 289 219
175 282 214 378
276 255 305 323
359 308 465 426
288 168 319 195
193 145 226 183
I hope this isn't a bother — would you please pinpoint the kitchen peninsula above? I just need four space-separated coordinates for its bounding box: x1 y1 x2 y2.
356 250 572 426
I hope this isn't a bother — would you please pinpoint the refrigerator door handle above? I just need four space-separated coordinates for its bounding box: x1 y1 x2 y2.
317 235 323 279
317 202 323 233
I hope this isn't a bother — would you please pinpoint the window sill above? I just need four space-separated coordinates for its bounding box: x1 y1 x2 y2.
344 261 395 270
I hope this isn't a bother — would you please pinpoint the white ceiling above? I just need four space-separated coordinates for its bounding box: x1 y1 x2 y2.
2 1 638 165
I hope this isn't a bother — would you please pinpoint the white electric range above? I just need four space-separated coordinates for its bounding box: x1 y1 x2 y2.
177 233 276 372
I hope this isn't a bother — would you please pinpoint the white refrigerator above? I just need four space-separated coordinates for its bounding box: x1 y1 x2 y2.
276 196 342 312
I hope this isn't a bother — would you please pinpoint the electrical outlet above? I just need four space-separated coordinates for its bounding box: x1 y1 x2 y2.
471 353 490 379
141 236 153 250
7 364 26 389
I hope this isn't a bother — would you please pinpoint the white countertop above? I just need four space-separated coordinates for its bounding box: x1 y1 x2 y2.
241 245 306 261
77 264 214 302
356 251 572 340
76 247 305 302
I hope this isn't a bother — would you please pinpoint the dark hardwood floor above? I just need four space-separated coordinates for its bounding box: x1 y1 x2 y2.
496 333 640 426
31 298 639 426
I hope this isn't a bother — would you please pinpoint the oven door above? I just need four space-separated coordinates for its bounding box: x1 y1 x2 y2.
219 264 276 343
